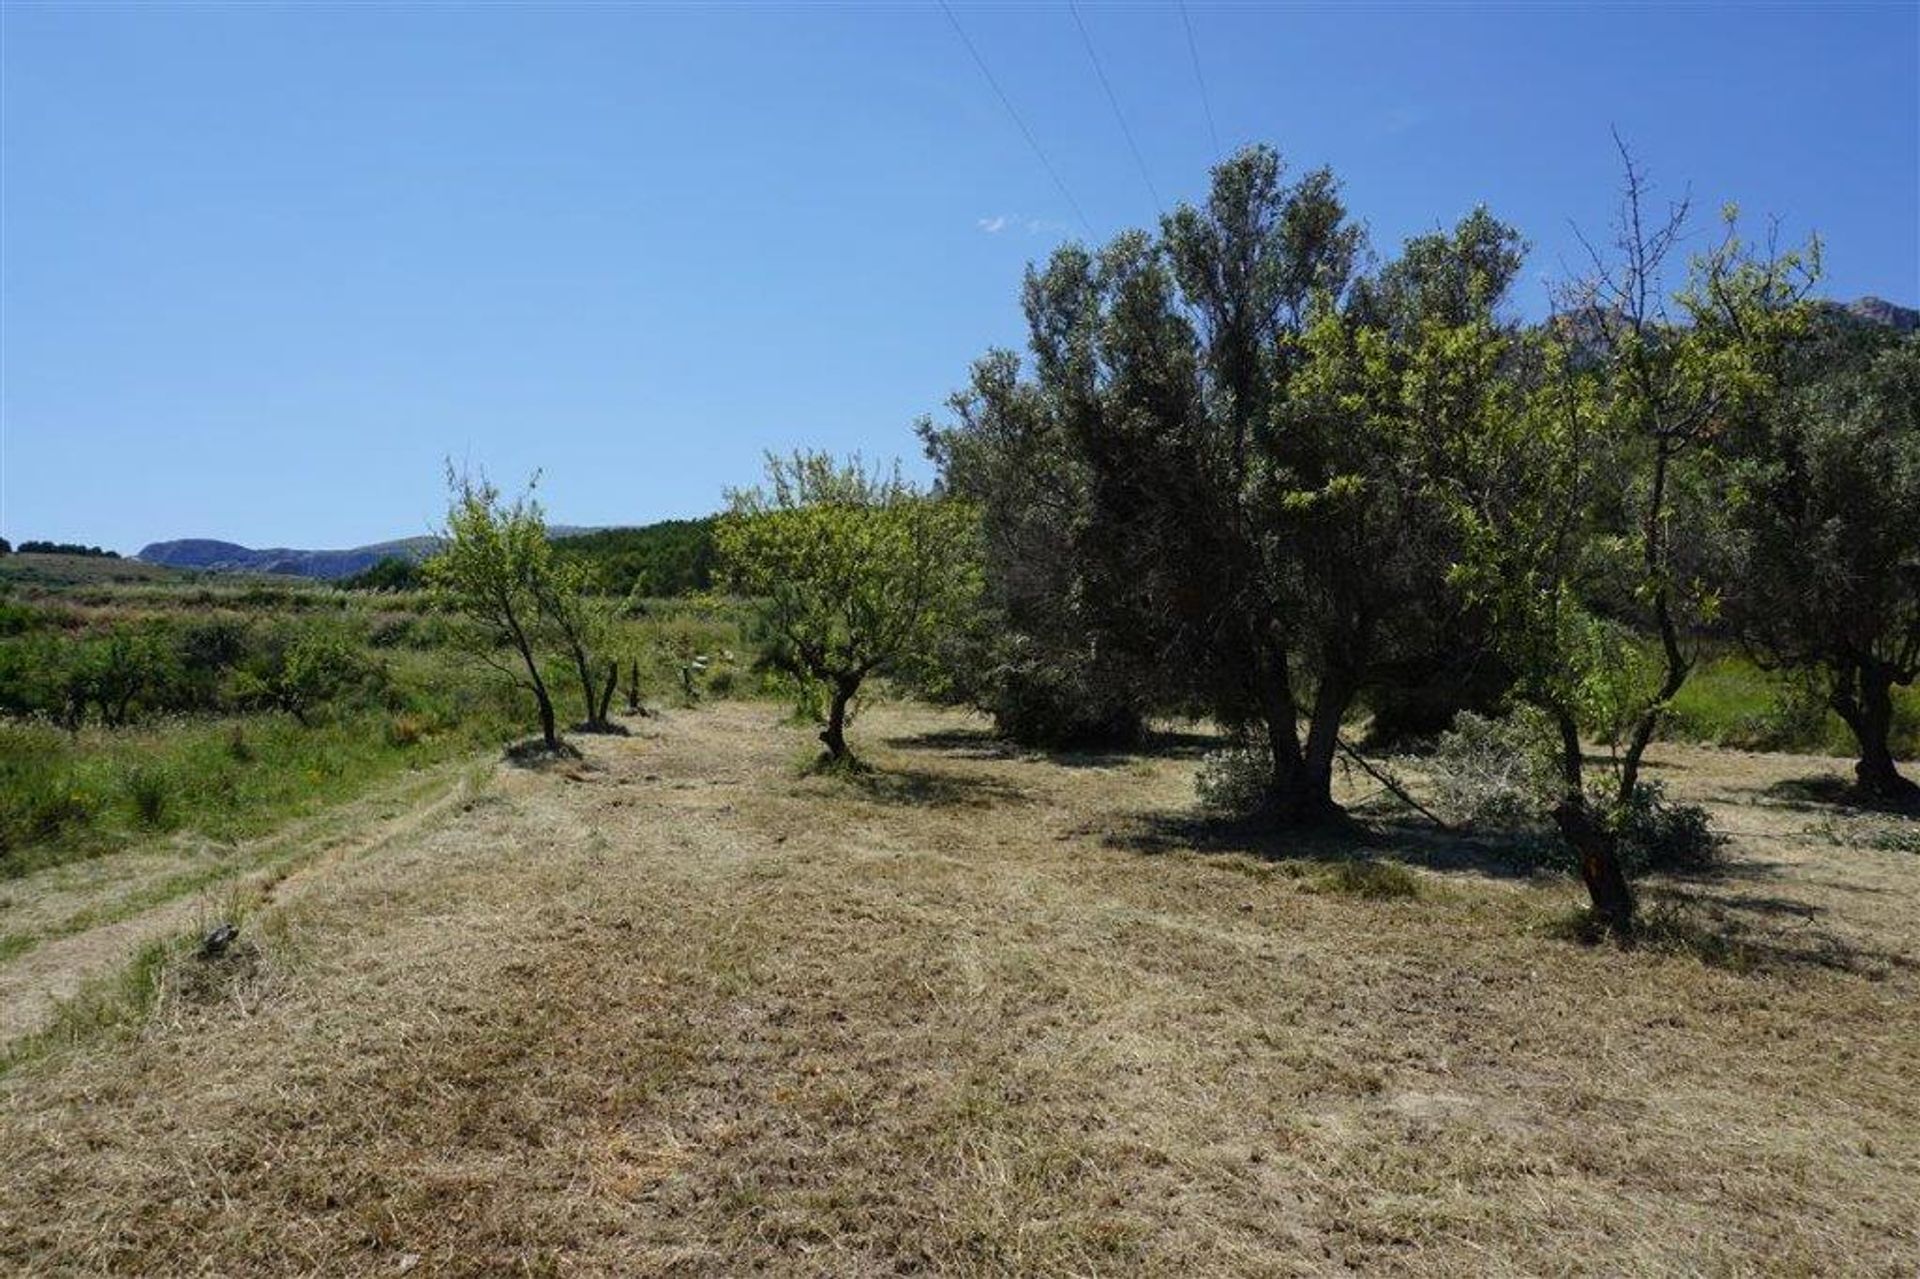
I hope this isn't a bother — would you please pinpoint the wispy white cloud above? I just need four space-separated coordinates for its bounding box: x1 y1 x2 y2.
978 214 1069 236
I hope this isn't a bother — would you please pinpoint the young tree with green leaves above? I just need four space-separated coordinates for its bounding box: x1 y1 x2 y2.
424 469 565 752
534 554 627 732
1449 148 1817 930
716 452 980 762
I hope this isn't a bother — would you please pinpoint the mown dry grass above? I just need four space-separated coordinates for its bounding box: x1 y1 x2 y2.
0 701 1915 1276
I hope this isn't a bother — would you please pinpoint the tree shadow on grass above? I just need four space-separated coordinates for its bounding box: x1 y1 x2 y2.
805 754 1031 809
1097 805 1566 885
1552 886 1917 979
883 724 1220 770
504 738 584 767
1762 773 1920 816
1103 802 1910 976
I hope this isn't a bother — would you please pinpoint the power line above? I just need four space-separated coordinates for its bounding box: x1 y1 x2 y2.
1068 0 1163 214
937 0 1095 239
1177 0 1221 163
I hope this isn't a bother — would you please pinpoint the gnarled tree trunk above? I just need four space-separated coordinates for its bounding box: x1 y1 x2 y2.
820 674 860 761
1833 658 1919 802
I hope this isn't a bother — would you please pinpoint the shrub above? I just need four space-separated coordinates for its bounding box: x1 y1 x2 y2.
385 712 430 747
366 612 416 648
1429 709 1560 832
989 663 1143 750
1609 781 1720 874
236 624 371 724
1195 740 1270 816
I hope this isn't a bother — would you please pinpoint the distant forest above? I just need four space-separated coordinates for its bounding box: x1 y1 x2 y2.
555 518 718 598
4 540 121 559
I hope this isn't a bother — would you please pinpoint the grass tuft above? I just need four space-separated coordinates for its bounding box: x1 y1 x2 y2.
1304 859 1422 900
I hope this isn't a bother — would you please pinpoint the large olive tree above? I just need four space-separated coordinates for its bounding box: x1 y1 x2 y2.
937 145 1524 821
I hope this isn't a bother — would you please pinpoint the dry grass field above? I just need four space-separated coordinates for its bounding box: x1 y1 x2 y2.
1 700 1916 1276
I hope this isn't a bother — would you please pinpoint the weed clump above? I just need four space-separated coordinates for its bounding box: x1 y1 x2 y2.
122 764 176 831
1429 709 1560 833
1612 781 1720 874
1305 860 1422 900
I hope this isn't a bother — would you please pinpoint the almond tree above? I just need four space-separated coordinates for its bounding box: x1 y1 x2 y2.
425 469 564 752
717 452 979 762
1450 148 1816 930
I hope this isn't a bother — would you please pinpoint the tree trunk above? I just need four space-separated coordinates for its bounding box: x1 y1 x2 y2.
626 659 642 715
1834 660 1919 802
820 675 859 760
1253 637 1339 822
1297 672 1355 820
1554 795 1636 933
568 642 602 728
502 602 560 751
1547 704 1635 931
596 660 618 723
534 683 558 750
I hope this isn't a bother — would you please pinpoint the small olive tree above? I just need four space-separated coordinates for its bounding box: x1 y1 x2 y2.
716 452 979 762
424 469 564 752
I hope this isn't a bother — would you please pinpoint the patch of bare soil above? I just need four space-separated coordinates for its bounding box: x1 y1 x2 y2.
0 703 1915 1276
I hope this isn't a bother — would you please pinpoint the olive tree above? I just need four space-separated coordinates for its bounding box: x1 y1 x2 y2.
918 349 1155 748
941 146 1523 821
716 452 979 762
1722 326 1919 800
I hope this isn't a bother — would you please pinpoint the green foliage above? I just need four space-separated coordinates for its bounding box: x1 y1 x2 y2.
1304 860 1422 900
122 764 176 831
1609 782 1720 875
15 541 120 558
1429 709 1561 832
932 144 1527 815
557 518 717 597
423 469 566 747
341 555 423 592
1718 326 1920 791
232 625 373 724
0 655 527 878
717 452 980 755
1194 741 1272 817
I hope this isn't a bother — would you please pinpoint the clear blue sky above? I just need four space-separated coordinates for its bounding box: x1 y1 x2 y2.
3 2 1915 553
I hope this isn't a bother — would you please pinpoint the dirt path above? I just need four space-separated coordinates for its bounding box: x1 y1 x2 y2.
0 761 475 1042
0 702 1915 1276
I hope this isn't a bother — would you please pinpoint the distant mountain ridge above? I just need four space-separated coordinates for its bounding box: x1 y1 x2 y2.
136 536 444 579
1844 296 1919 333
137 527 603 580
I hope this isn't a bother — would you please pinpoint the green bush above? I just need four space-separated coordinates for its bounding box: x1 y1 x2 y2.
1609 782 1720 875
1195 740 1271 816
1429 709 1559 832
